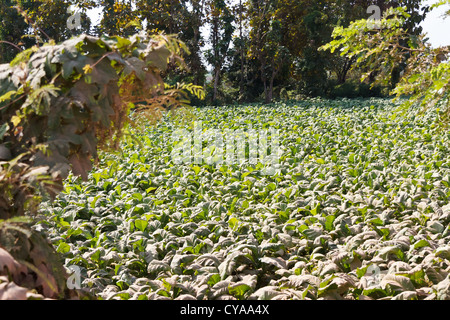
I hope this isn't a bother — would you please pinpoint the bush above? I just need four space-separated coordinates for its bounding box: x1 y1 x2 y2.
0 32 201 299
328 80 387 99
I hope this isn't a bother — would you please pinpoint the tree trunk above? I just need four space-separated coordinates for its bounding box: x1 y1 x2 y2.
213 67 220 102
261 63 270 104
211 13 220 102
239 0 245 100
263 81 269 104
338 69 348 84
265 66 278 104
268 76 274 103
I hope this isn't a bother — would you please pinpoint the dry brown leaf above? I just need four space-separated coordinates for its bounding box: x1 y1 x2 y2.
35 263 59 298
0 247 27 278
0 247 17 273
69 153 92 181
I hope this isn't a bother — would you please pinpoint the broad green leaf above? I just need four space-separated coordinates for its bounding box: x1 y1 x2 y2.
228 283 252 299
228 217 240 231
56 242 70 254
192 166 201 175
134 219 148 232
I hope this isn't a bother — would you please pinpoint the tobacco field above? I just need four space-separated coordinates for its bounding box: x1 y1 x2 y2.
37 98 450 300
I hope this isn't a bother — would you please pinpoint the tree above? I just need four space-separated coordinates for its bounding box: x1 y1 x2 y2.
136 0 207 88
233 0 247 101
97 0 137 36
272 0 428 97
0 0 95 64
174 0 207 87
320 4 449 123
289 2 333 96
0 0 35 64
248 0 289 103
20 0 94 42
204 0 235 102
325 0 378 85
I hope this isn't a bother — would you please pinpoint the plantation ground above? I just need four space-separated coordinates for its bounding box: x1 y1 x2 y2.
38 98 450 300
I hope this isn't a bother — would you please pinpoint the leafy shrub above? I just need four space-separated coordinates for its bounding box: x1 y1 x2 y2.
0 32 202 219
328 80 386 99
0 32 203 299
0 217 86 299
320 5 450 124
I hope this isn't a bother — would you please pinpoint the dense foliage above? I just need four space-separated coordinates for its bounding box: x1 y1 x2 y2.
0 32 198 220
320 4 450 125
0 0 448 303
0 31 203 298
38 99 450 300
0 0 434 104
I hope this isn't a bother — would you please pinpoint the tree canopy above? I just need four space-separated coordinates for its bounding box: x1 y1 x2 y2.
1 0 441 104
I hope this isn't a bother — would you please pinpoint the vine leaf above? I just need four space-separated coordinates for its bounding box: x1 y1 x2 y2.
69 153 92 181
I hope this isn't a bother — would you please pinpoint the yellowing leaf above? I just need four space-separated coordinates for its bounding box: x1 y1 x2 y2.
0 90 17 103
11 115 21 127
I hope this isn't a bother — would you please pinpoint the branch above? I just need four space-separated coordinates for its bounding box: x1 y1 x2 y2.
90 52 116 70
14 5 51 41
0 41 23 52
0 94 27 112
393 43 426 53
